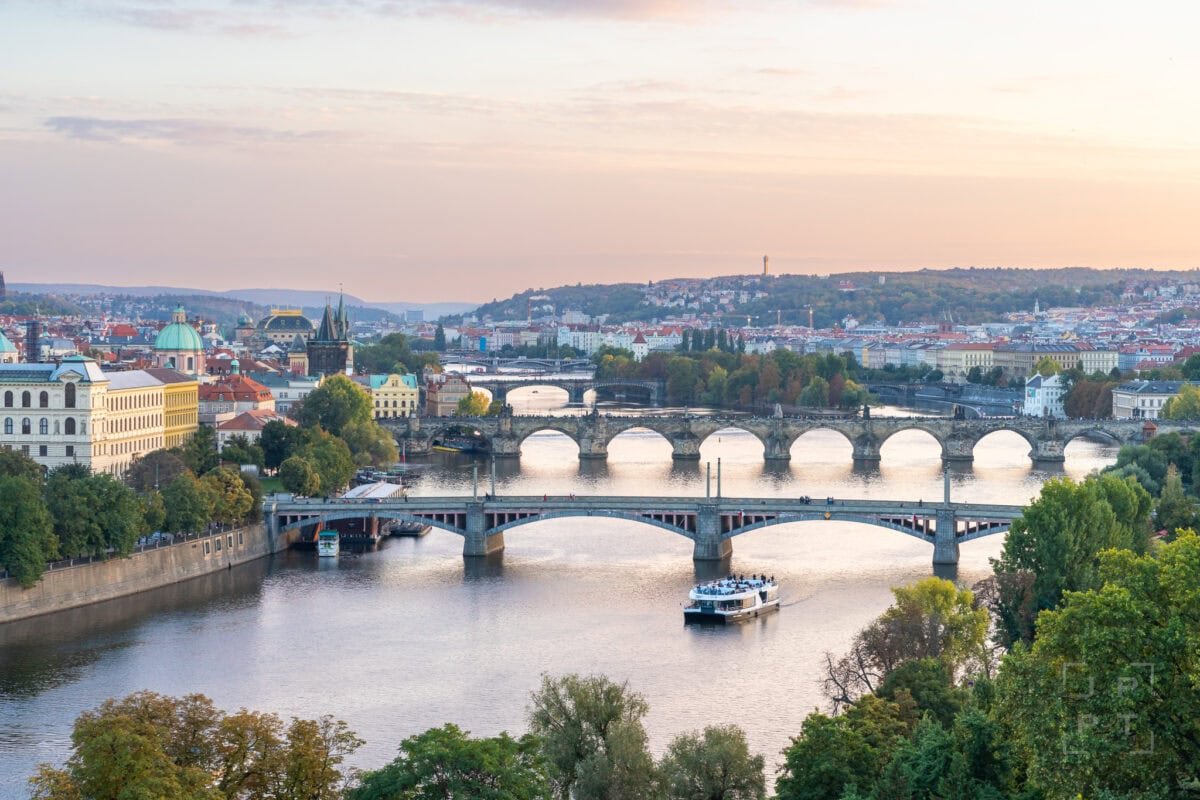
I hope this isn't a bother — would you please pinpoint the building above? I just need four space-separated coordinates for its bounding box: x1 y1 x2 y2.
216 408 296 450
144 368 200 449
256 309 315 347
250 371 322 416
1112 380 1200 420
0 330 19 364
103 371 168 475
0 356 107 471
354 373 420 418
198 362 275 426
936 344 994 382
426 372 472 416
993 343 1118 379
287 334 309 376
1022 373 1067 419
307 296 354 377
152 306 206 377
631 332 648 361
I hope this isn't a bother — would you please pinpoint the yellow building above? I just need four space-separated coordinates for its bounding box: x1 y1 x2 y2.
147 368 200 449
102 372 167 475
993 344 1118 379
936 344 995 381
354 373 420 418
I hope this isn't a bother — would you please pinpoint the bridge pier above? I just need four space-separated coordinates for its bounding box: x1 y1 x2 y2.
578 435 608 460
1029 438 1066 464
490 436 522 458
941 436 975 465
693 505 732 561
463 502 505 557
933 508 959 565
764 436 791 462
671 435 702 461
852 436 881 463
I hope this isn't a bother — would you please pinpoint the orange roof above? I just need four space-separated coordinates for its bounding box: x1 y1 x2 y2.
199 374 273 403
217 408 295 432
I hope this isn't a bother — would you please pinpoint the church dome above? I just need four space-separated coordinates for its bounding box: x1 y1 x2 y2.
154 307 204 352
0 330 16 353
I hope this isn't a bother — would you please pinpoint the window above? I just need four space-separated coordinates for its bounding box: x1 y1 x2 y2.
64 383 75 408
21 391 30 408
39 418 48 435
215 538 222 552
2 391 10 408
238 532 243 545
227 535 233 548
21 418 30 435
2 418 10 435
21 445 28 455
65 445 74 457
204 541 210 555
39 391 48 408
65 418 75 435
38 445 47 457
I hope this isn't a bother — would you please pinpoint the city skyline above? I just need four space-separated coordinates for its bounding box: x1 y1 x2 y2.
3 1 1199 301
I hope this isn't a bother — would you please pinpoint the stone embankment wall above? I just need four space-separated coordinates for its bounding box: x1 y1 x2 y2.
0 524 292 624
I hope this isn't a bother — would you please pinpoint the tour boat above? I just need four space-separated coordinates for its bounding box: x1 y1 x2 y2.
316 529 340 558
684 575 779 624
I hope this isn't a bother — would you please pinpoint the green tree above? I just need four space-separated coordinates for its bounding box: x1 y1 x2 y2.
994 534 1200 798
1155 464 1196 537
125 449 189 493
799 376 829 408
875 658 968 728
433 323 447 351
658 725 764 800
348 723 551 800
527 674 657 800
1031 356 1061 376
31 691 362 800
301 434 356 495
341 418 399 467
177 425 219 475
295 374 374 436
161 473 213 533
457 391 492 417
279 456 321 496
220 434 265 471
260 420 306 471
140 490 167 533
200 467 255 525
44 467 147 557
966 366 983 384
0 475 57 587
1161 382 1200 420
0 447 45 485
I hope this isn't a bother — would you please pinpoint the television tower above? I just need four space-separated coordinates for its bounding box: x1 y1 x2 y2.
762 254 769 276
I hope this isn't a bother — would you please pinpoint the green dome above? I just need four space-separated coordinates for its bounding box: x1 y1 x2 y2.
155 321 203 352
0 330 16 353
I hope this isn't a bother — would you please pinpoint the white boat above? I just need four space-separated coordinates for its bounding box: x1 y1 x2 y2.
316 529 340 558
684 574 779 624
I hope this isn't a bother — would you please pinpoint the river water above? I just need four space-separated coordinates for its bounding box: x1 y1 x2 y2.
0 393 1118 793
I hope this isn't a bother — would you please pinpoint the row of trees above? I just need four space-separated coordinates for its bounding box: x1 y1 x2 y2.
33 673 768 800
594 348 871 410
0 432 263 588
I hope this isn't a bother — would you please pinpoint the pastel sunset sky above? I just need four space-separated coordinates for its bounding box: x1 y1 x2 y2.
2 1 1198 301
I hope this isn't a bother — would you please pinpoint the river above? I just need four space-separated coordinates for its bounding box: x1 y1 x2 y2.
0 392 1118 792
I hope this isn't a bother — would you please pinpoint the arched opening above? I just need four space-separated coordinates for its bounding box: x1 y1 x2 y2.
65 418 76 435
3 418 11 435
497 516 694 563
592 383 656 407
517 427 580 464
879 428 944 466
971 429 1036 469
38 391 48 408
1062 432 1120 478
21 391 30 408
64 383 75 408
429 424 491 455
21 418 30 434
789 428 854 463
2 391 10 407
606 426 673 462
38 418 48 435
698 427 766 495
504 385 570 413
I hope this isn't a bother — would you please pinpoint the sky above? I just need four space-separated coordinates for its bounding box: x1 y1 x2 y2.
2 1 1199 302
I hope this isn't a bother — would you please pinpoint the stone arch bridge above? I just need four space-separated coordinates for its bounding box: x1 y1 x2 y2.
382 412 1182 464
465 376 665 406
267 494 1023 566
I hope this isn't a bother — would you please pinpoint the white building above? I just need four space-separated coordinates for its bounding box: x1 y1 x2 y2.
1112 380 1200 420
1023 373 1067 419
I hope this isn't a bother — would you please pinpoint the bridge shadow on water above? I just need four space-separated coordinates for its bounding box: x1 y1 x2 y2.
462 553 505 582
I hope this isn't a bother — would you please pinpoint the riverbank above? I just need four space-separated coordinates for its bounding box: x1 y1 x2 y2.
0 523 292 625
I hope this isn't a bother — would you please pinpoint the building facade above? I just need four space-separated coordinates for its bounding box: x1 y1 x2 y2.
307 296 354 377
152 306 206 377
1112 380 1200 420
426 373 472 416
145 368 200 449
1022 373 1067 419
354 373 420 418
198 363 275 426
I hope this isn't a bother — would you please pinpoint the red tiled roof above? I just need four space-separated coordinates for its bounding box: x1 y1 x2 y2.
217 408 295 432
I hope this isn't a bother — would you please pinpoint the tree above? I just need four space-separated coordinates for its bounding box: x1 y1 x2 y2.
799 376 829 408
1161 382 1200 420
0 447 45 485
1155 464 1196 537
220 434 265 471
433 323 447 352
994 535 1200 798
658 725 765 800
125 450 189 493
0 475 56 587
30 691 362 800
456 391 491 417
261 420 306 471
348 724 551 800
875 658 968 728
341 419 399 467
301 434 356 495
991 475 1150 647
44 467 147 557
161 473 213 533
177 424 219 475
295 374 374 436
279 455 321 496
966 366 983 384
666 358 701 405
140 490 166 533
527 674 657 800
1031 356 1061 376
200 467 255 525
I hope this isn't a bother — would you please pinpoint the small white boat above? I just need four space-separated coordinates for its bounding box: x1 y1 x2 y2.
316 529 340 558
685 574 779 624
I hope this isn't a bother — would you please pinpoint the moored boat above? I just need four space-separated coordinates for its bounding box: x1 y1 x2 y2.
316 529 340 558
684 574 779 624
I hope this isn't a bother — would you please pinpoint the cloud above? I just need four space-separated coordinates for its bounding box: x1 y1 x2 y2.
44 116 342 145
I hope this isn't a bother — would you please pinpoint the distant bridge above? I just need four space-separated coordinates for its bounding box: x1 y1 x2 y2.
383 411 1173 464
440 354 594 374
267 492 1024 565
462 374 665 405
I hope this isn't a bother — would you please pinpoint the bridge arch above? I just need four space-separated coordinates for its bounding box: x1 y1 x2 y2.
698 424 768 451
719 513 938 543
515 423 582 448
486 509 695 539
278 511 468 538
1061 426 1128 447
786 425 856 454
970 425 1038 451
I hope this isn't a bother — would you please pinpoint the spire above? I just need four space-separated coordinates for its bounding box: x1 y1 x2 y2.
336 284 348 340
317 301 337 341
289 333 307 353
